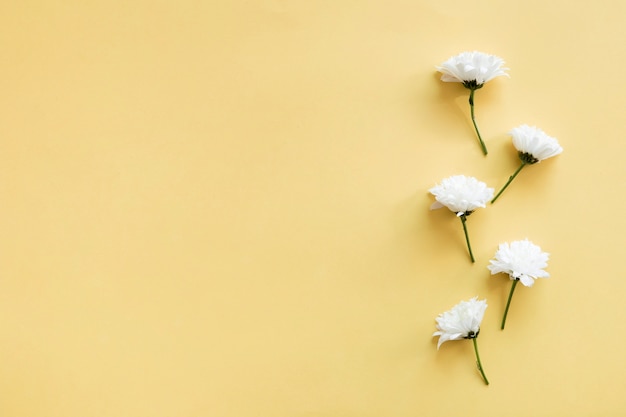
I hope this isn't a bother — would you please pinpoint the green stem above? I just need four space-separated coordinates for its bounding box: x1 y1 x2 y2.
472 337 489 385
469 88 488 156
501 279 518 330
459 215 475 263
491 162 526 203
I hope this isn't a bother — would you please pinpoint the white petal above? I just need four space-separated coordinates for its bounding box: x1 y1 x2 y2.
519 275 535 287
430 201 444 210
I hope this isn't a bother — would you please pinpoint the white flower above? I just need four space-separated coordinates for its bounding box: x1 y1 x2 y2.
429 175 494 216
488 239 550 287
433 297 487 349
437 51 509 87
430 176 494 262
510 124 563 163
433 297 491 384
491 126 563 203
436 51 509 155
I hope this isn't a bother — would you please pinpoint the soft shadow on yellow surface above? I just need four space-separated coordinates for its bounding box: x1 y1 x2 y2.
1 1 626 416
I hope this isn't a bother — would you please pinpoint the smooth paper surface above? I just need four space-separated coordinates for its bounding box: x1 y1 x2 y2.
1 1 625 416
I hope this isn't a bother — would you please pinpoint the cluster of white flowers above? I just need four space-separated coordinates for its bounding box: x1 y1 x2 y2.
430 51 560 385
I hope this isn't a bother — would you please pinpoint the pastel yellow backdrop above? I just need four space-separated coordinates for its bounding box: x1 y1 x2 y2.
1 1 624 416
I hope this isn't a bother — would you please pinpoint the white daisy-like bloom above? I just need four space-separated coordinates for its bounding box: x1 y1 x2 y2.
437 51 509 87
510 124 563 163
436 51 508 155
433 297 487 349
429 175 494 216
491 126 563 203
488 239 550 287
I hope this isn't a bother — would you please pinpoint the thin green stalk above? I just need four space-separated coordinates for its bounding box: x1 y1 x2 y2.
469 88 488 156
459 215 475 263
472 337 489 385
501 279 519 330
491 162 526 203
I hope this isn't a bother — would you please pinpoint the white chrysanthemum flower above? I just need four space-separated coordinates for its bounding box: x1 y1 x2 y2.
429 175 494 216
433 297 490 384
433 297 487 349
436 51 509 155
488 239 550 287
510 124 563 163
491 125 563 203
429 175 494 263
488 239 551 330
436 51 509 87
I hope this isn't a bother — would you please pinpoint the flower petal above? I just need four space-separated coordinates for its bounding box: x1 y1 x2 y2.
430 201 444 210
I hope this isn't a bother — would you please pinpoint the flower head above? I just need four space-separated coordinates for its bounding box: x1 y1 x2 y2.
429 175 494 216
437 51 509 88
491 126 563 203
436 51 508 155
488 239 550 287
433 297 487 349
510 124 563 164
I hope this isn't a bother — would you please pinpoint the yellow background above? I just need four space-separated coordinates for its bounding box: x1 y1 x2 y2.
1 1 625 416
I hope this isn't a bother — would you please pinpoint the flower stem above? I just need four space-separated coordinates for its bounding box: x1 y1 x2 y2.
472 337 489 385
459 215 475 263
469 88 488 156
491 162 526 203
501 279 518 330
